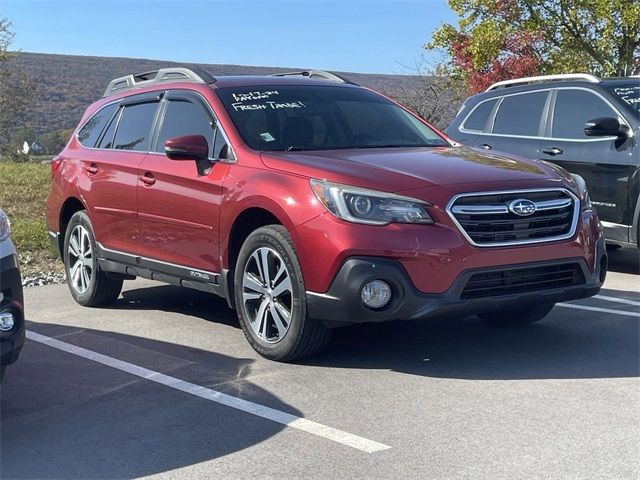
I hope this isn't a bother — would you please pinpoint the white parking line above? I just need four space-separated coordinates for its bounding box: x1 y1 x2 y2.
594 294 640 308
557 303 640 317
26 331 391 454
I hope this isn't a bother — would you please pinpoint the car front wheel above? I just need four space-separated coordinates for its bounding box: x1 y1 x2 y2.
234 225 331 361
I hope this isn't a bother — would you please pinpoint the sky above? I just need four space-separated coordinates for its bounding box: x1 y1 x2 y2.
1 0 457 74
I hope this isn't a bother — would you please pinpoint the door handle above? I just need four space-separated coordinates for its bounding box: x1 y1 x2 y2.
139 172 156 186
480 144 492 150
85 163 98 175
542 147 563 156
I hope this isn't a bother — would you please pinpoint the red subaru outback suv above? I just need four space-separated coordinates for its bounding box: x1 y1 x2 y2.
46 68 607 361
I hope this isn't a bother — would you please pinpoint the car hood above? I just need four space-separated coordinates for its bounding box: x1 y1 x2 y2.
260 146 566 193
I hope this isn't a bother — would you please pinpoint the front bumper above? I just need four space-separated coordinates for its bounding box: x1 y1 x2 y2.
307 236 607 325
1 252 25 368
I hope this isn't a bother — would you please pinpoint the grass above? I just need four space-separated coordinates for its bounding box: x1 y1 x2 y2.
0 161 63 277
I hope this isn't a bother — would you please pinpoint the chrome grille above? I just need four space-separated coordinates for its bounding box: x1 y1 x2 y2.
461 262 585 299
447 189 579 247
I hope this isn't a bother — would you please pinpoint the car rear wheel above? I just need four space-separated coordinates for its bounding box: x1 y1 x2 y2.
63 211 123 307
478 303 555 325
234 225 331 361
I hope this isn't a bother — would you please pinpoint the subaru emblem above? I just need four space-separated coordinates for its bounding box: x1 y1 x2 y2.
508 199 537 216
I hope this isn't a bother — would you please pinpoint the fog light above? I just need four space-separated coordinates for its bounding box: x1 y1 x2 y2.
0 311 15 332
361 280 392 309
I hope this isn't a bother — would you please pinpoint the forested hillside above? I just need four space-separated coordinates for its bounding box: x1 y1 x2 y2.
14 52 424 136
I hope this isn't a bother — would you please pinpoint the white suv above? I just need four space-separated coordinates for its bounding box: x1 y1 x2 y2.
0 209 24 380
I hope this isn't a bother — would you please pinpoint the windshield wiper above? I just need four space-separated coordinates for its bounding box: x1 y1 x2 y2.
356 143 429 149
286 146 306 151
361 144 407 148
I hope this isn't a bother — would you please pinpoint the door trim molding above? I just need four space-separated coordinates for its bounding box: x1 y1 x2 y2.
95 243 230 299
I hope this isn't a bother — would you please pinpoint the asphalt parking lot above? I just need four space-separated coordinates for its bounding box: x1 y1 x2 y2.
1 248 638 479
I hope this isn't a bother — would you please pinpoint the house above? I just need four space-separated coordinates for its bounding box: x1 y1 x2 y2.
30 141 43 154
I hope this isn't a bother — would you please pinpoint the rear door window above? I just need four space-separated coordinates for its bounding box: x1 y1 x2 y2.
492 91 548 136
552 89 619 139
77 103 118 148
112 102 159 151
462 99 497 132
96 108 121 149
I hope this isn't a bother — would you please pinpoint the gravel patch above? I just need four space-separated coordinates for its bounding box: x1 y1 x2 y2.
22 272 66 288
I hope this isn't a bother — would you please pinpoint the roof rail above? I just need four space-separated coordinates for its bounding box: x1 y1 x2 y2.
485 73 601 92
103 67 216 97
271 69 357 85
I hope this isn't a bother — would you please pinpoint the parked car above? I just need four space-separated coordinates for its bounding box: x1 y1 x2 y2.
46 68 607 361
0 208 25 380
445 73 640 249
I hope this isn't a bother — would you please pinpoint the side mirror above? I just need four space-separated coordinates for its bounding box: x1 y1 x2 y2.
584 117 630 138
164 135 209 161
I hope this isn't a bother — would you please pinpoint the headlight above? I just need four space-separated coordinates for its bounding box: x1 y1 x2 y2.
310 179 433 225
0 209 10 241
570 174 592 211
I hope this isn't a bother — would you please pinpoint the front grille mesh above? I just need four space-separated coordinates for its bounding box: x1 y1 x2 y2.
450 190 576 246
460 263 585 299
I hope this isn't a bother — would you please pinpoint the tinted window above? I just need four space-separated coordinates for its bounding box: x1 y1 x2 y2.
553 89 618 139
97 108 121 149
606 83 640 119
112 102 158 151
77 104 117 148
463 99 497 131
156 99 214 153
217 85 448 151
493 91 547 136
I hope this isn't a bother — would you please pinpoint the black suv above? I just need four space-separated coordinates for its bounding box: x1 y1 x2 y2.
446 74 640 248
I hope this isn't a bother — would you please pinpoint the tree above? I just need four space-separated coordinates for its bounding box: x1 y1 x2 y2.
387 59 466 129
37 128 74 155
0 17 13 64
0 17 32 154
426 0 640 94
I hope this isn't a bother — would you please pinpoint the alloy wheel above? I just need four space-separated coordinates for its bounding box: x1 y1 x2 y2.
242 247 293 343
67 225 94 294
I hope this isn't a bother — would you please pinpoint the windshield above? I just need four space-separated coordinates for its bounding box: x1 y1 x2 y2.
607 83 640 119
216 85 449 151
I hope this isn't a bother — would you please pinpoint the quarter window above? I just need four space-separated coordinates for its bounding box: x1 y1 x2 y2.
155 99 215 154
212 130 234 160
77 104 117 148
112 102 158 151
493 92 548 136
463 99 497 132
552 90 618 139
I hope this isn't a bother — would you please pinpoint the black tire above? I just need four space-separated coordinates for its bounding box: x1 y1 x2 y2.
63 211 123 307
234 225 331 362
478 303 555 326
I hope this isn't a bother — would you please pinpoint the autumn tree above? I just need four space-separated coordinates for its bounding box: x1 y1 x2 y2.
0 17 32 155
426 0 640 94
